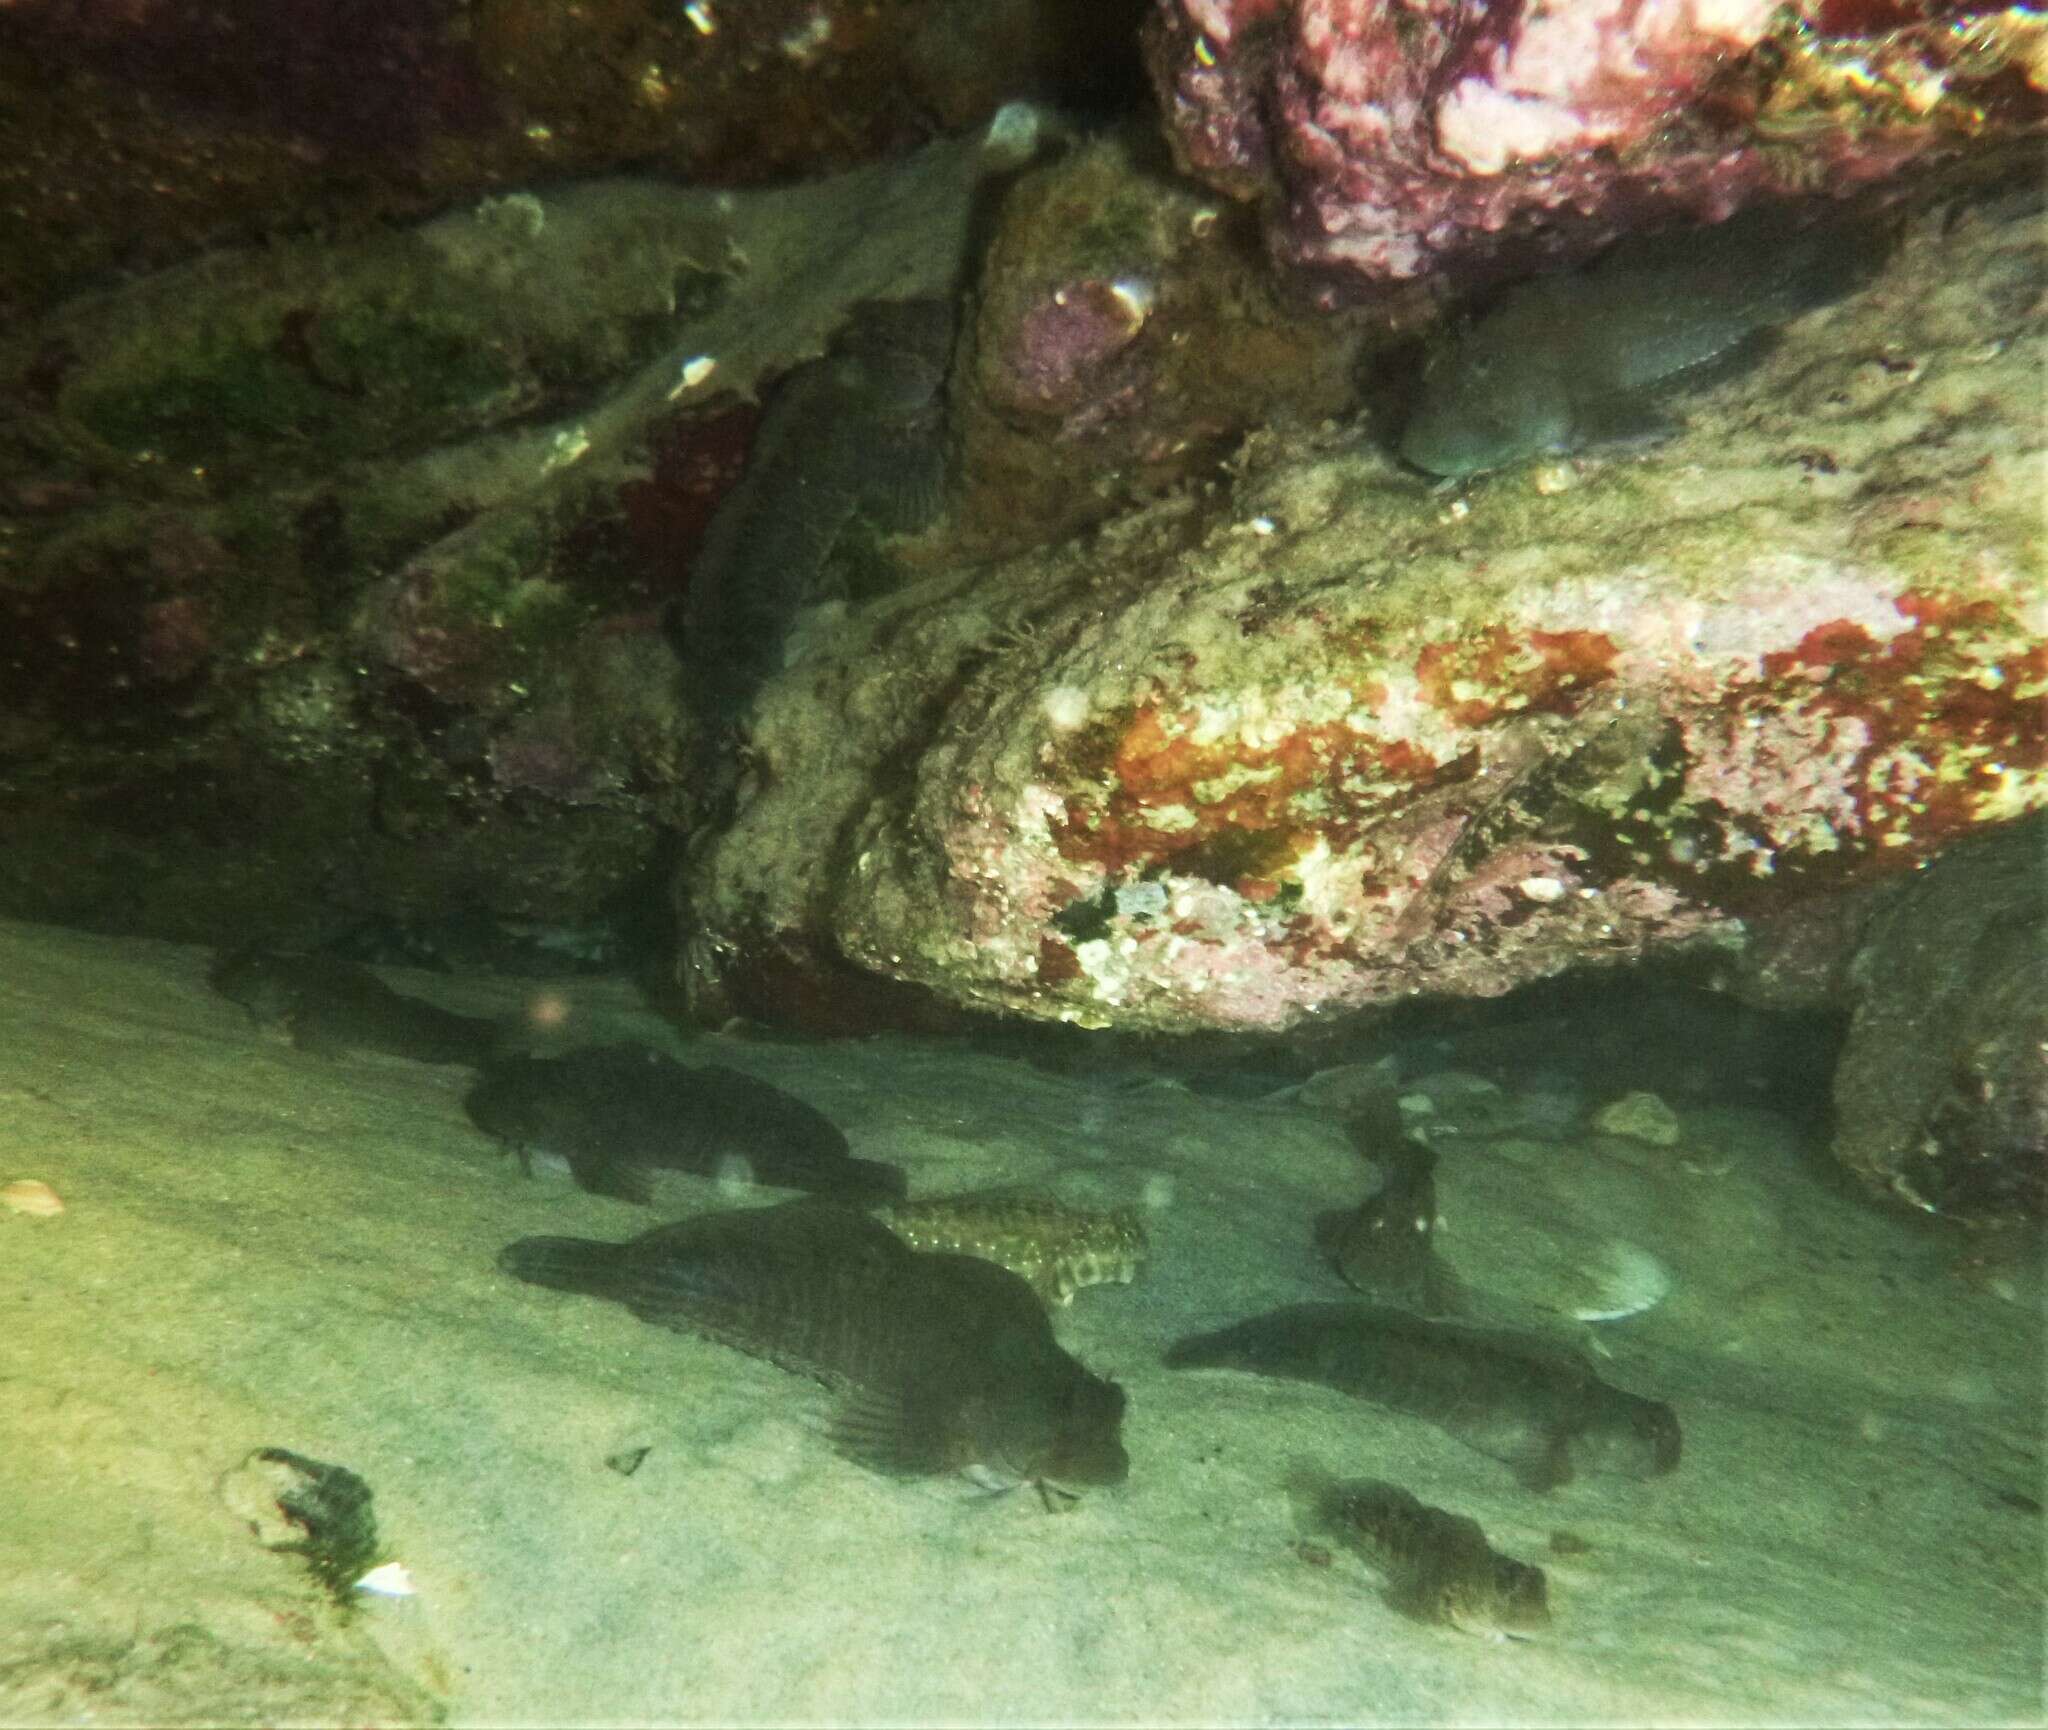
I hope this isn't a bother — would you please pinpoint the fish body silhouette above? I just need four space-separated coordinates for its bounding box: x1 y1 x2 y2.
1303 1473 1551 1638
1401 205 1883 477
465 1042 903 1205
1316 1093 1456 1316
678 297 954 720
501 1200 1128 1489
210 945 502 1066
1167 1301 1679 1491
873 1190 1147 1306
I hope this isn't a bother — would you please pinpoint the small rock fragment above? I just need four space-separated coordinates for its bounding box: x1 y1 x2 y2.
1 1179 64 1217
1592 1090 1683 1147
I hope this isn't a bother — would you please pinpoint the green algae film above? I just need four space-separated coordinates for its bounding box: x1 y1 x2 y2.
499 1200 1128 1491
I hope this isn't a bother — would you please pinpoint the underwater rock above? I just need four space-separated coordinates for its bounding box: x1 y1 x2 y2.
1166 1301 1680 1491
681 190 2044 1036
2 117 1044 953
1295 1471 1551 1639
217 1448 381 1601
870 1189 1148 1306
500 1199 1129 1490
1142 0 2046 306
953 130 1373 556
209 946 505 1067
465 1042 903 1206
1827 819 2048 1222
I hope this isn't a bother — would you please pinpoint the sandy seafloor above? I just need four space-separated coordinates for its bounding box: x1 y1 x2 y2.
0 915 2040 1727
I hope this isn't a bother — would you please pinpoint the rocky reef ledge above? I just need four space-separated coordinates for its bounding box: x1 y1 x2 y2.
683 193 2043 1045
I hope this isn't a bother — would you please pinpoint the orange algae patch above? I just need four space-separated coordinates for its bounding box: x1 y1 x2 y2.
1415 626 1618 726
1756 590 2046 849
1051 699 1446 886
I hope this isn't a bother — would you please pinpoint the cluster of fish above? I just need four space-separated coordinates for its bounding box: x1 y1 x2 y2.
1152 1087 1682 1633
211 943 1683 1634
208 945 908 1205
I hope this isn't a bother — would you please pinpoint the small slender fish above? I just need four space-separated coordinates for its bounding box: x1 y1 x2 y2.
465 1042 904 1205
872 1190 1147 1306
1166 1301 1680 1492
1295 1469 1551 1639
210 944 504 1066
500 1200 1129 1491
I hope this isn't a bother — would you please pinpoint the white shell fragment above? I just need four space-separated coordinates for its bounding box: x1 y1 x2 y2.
354 1562 417 1598
2 1179 64 1217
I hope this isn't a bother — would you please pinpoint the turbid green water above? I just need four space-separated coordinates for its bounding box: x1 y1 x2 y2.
0 917 2038 1725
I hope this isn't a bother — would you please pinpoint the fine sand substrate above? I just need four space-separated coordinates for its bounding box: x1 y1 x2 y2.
1 918 2040 1725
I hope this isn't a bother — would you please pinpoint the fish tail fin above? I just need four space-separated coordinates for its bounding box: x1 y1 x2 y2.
1162 1318 1259 1370
1751 208 1892 324
836 1157 910 1203
1283 1457 1343 1532
564 1154 655 1206
497 1234 619 1295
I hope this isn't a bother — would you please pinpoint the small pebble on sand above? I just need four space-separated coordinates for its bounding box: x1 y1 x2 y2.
1591 1091 1682 1147
2 1179 65 1217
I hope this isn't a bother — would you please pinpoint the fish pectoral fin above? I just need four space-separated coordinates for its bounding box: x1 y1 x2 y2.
829 1389 955 1478
1509 1430 1575 1493
567 1155 654 1206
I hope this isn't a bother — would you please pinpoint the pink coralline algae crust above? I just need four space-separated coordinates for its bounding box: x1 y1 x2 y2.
1143 0 2048 301
932 582 2043 1032
997 282 1151 416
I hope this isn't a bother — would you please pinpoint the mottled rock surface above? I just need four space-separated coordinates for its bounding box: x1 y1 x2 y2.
682 192 2044 1042
1142 0 2047 306
1824 820 2043 1222
1 120 1042 948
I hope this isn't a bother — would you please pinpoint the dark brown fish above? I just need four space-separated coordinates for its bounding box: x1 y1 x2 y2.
465 1042 904 1205
677 297 954 721
1298 1471 1551 1638
1314 1093 1457 1316
210 945 503 1066
499 1200 1128 1491
1165 1301 1679 1492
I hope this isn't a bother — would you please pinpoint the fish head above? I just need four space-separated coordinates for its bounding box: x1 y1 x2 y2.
968 1364 1129 1491
1579 1392 1683 1479
1445 1556 1552 1639
1398 336 1573 478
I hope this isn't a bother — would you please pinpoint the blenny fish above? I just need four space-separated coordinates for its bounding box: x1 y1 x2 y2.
210 944 504 1066
465 1042 904 1206
1166 1301 1680 1492
1314 1092 1456 1316
500 1199 1129 1490
1297 1470 1551 1639
1400 204 1884 477
872 1190 1147 1306
678 297 955 720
